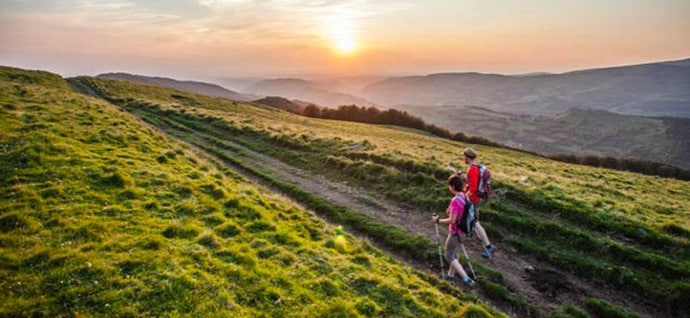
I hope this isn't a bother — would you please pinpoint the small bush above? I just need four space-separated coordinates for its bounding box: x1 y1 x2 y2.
98 172 128 188
197 233 220 249
661 223 690 239
214 249 256 267
355 298 382 316
201 213 225 226
0 213 26 232
246 220 275 233
215 223 241 238
117 188 139 200
584 298 638 318
201 183 226 200
320 299 362 318
137 237 164 250
551 304 589 318
175 199 199 216
143 200 160 210
457 304 493 318
162 224 200 239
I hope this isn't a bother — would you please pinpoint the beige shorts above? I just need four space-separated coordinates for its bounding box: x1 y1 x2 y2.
444 234 464 262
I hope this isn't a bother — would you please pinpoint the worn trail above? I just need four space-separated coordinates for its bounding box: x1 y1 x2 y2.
138 111 658 318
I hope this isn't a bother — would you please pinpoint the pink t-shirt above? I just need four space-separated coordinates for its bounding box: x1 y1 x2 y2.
447 194 466 235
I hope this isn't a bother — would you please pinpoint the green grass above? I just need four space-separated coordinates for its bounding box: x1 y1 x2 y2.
0 67 505 317
65 74 690 317
550 304 588 318
583 298 639 318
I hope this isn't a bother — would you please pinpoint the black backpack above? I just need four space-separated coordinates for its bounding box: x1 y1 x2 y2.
455 194 477 237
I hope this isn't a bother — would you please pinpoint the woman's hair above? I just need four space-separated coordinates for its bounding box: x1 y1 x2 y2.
447 173 467 192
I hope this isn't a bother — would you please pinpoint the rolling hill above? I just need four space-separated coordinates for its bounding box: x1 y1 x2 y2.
243 78 375 108
393 105 690 169
0 66 498 317
252 96 306 114
361 59 690 118
98 72 252 102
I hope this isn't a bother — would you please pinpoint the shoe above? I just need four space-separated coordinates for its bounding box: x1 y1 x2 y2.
482 245 496 259
463 277 475 287
443 273 454 281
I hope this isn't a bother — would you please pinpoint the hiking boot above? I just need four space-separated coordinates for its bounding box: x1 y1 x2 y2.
482 245 496 259
463 277 475 287
442 273 454 281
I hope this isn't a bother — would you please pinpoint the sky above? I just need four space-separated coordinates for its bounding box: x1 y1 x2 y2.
1 0 689 80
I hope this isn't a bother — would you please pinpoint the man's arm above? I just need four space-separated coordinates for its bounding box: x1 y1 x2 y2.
467 166 479 196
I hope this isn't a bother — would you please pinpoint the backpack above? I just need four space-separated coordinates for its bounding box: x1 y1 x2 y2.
455 194 477 237
472 164 492 200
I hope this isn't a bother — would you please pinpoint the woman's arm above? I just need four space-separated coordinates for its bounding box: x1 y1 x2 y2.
433 210 457 225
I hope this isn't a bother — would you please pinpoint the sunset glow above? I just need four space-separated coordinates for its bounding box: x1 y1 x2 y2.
0 0 688 78
327 16 359 55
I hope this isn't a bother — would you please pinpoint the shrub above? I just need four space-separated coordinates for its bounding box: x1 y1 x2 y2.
0 213 26 232
551 304 588 318
246 220 275 233
583 298 638 318
98 172 128 188
215 223 241 238
162 224 200 239
457 304 493 318
320 299 362 318
197 233 221 249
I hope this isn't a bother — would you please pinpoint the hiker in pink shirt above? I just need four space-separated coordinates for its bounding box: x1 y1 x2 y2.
432 173 476 287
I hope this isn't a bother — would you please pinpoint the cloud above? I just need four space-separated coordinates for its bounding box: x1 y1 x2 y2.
197 0 251 6
70 0 181 25
185 0 412 47
0 0 417 76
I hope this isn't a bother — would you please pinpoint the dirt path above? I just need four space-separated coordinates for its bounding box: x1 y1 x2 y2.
149 117 659 318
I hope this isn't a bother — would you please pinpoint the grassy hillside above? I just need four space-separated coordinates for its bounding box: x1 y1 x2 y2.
98 72 250 101
70 75 690 317
394 105 690 170
0 66 501 317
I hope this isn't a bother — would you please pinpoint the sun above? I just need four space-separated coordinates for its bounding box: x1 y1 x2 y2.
326 16 359 55
335 35 357 55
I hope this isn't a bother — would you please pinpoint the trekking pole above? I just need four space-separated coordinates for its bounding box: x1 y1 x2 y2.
460 242 477 279
433 214 445 278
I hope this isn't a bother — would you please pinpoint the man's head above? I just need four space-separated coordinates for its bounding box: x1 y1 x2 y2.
463 147 477 164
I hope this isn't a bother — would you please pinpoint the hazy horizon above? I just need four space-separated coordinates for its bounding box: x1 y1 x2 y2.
2 0 689 81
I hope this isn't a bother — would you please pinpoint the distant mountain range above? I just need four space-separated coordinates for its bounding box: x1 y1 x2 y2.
242 78 375 108
98 73 252 101
361 58 690 118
